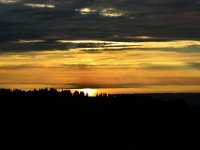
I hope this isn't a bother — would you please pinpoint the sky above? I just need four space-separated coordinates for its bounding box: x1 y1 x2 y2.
0 0 200 93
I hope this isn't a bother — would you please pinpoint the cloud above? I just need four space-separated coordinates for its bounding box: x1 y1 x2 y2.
76 7 125 17
56 40 200 51
125 36 153 40
0 0 200 52
17 39 45 43
63 83 147 89
189 63 200 69
99 8 125 17
24 3 55 9
76 7 96 15
141 64 187 70
0 64 42 70
1 39 200 53
0 0 20 4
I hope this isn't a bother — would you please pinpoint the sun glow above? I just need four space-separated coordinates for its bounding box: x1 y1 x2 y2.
80 88 97 97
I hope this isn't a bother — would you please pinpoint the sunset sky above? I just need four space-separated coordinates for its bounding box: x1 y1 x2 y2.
0 0 200 93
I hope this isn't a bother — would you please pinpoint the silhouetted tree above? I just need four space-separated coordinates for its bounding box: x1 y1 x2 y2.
80 91 85 97
73 90 80 97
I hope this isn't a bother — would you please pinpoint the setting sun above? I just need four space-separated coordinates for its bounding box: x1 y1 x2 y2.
80 88 97 97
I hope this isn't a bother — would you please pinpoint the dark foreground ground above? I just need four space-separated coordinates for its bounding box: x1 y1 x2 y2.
1 89 200 149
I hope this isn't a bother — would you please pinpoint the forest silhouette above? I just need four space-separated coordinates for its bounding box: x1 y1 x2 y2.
0 88 200 149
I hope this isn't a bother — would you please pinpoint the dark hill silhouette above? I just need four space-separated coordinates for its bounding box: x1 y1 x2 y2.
0 88 200 149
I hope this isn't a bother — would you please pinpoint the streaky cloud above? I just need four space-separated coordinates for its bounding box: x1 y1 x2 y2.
100 8 125 17
57 39 200 49
17 39 46 43
76 7 125 17
24 3 55 9
0 0 20 4
76 7 96 15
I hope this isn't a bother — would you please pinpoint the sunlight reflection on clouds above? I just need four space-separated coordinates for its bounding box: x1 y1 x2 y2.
0 42 200 92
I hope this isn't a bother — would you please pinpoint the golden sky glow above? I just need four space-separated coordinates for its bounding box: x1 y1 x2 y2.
0 40 200 93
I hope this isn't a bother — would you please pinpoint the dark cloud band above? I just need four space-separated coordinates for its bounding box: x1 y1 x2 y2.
0 0 200 52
